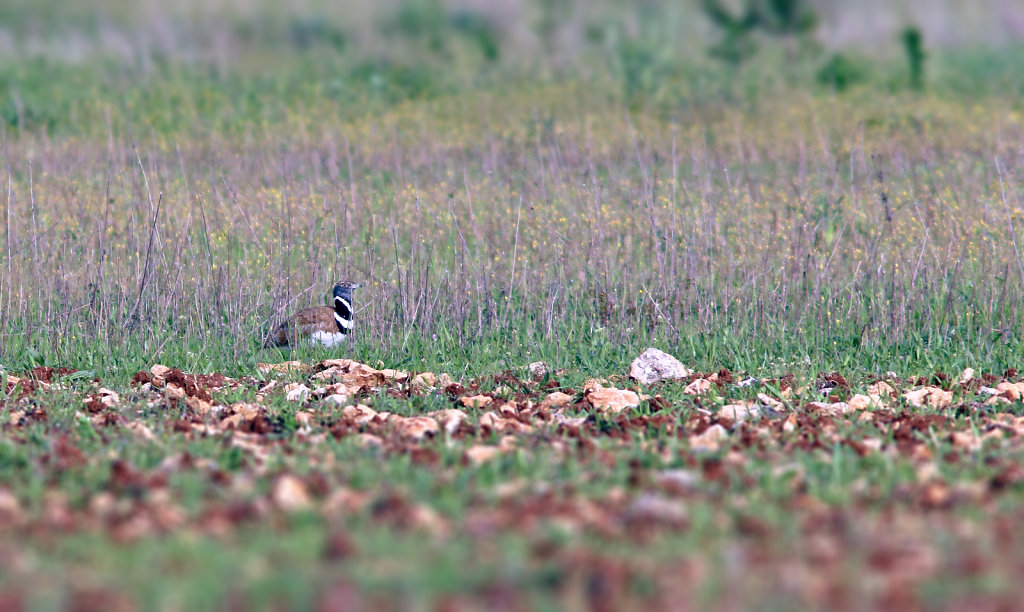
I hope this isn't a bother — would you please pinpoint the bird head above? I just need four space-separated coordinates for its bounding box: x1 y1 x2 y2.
333 281 361 303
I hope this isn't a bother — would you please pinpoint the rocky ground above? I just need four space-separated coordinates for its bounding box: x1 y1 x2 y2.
2 354 1024 609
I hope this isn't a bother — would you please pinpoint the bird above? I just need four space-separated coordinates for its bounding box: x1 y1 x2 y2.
263 281 361 348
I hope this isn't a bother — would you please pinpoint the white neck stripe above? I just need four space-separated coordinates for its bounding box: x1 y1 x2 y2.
334 312 353 331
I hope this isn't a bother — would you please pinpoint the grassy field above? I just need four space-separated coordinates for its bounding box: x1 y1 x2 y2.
2 0 1024 609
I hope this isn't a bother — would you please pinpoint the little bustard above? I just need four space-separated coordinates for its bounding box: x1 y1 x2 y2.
263 281 361 348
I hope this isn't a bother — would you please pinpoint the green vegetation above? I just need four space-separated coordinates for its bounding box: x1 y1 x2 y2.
2 0 1024 608
902 25 928 91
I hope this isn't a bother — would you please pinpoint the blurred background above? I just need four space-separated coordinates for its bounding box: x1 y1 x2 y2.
1 0 1023 136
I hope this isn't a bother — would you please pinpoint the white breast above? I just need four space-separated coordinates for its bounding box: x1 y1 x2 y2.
311 330 348 347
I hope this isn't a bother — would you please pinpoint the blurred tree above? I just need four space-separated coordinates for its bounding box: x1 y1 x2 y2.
702 0 818 65
901 26 926 90
816 53 866 92
703 0 760 65
755 0 819 38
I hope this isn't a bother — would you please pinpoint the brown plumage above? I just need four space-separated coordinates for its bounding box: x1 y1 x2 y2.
263 282 360 348
263 306 338 347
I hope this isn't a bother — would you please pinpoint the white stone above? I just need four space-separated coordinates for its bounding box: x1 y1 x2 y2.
625 493 688 524
656 469 699 491
527 361 550 378
323 393 350 406
629 348 693 385
285 384 311 403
